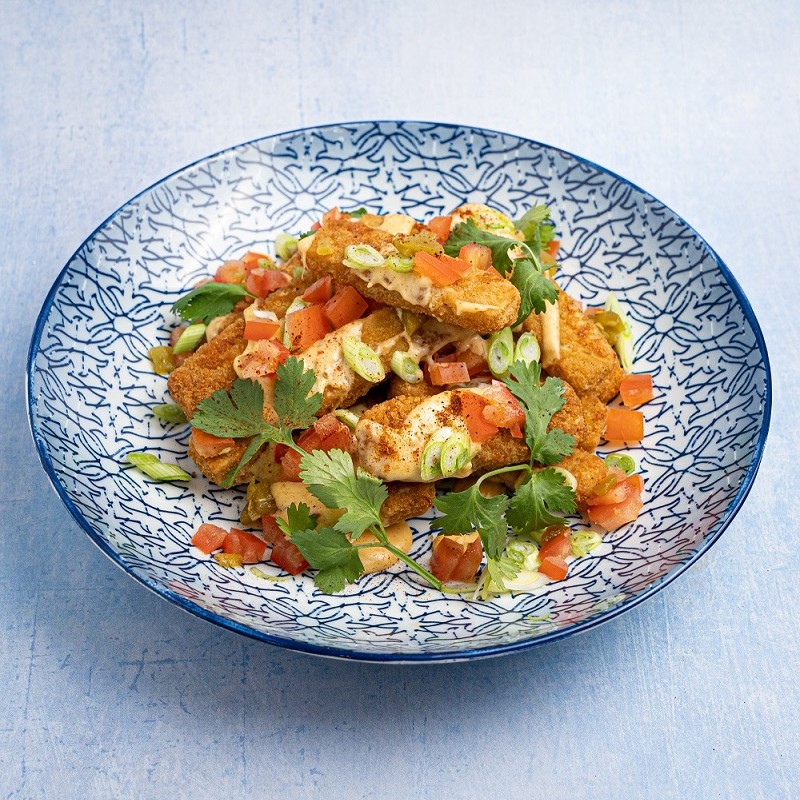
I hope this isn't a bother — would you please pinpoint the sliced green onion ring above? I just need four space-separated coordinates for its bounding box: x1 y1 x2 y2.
126 452 191 482
172 323 207 354
341 336 385 382
487 327 514 376
342 243 385 270
439 432 471 477
333 408 361 429
570 530 602 558
385 254 414 273
390 351 423 383
420 428 454 481
551 466 578 492
605 454 636 475
153 403 188 424
604 291 634 371
514 331 541 365
274 233 298 260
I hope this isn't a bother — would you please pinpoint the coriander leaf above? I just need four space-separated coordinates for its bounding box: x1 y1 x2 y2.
224 432 269 486
273 357 322 430
348 207 368 219
276 502 318 537
444 219 519 274
515 204 555 256
507 469 577 535
290 526 364 593
510 257 559 322
486 556 520 593
434 485 509 561
171 282 250 324
501 360 576 465
298 449 388 539
192 379 273 439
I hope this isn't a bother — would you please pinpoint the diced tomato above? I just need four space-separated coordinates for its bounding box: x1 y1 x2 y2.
310 221 321 231
539 556 569 581
428 361 470 385
223 528 268 564
620 373 655 408
285 303 332 351
604 408 645 442
313 413 341 440
261 515 282 545
413 251 469 286
303 275 334 304
279 448 304 482
430 534 484 582
279 416 355 481
235 338 290 381
245 268 290 299
324 285 369 328
538 529 572 561
587 475 643 507
322 207 343 225
459 242 492 270
461 391 499 443
214 260 246 285
481 383 526 431
427 215 452 243
271 530 309 574
191 428 236 458
588 492 644 531
242 251 271 269
450 348 489 377
540 239 560 267
243 319 281 341
191 523 227 554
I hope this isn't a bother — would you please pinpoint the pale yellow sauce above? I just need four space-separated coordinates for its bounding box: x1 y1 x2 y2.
353 265 434 308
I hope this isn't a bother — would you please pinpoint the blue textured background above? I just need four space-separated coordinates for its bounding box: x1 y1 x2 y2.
1 2 796 797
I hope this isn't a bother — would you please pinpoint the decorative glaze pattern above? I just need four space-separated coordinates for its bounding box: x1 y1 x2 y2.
27 122 769 661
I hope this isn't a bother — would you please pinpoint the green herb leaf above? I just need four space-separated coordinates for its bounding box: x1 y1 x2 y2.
299 449 387 539
507 469 577 535
509 257 559 321
515 204 556 256
444 219 518 274
290 526 364 593
276 502 318 536
171 282 250 324
192 378 275 439
348 207 368 219
433 485 510 560
273 357 322 430
501 360 576 465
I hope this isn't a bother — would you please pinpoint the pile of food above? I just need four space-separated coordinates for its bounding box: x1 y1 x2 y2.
135 202 654 597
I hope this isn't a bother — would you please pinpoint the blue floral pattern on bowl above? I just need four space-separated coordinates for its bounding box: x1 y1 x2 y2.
27 122 770 662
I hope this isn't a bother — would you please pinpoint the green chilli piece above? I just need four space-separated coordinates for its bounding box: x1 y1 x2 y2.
126 452 191 482
514 331 541 365
570 530 602 558
342 243 385 270
153 403 188 424
385 254 414 273
605 454 636 475
604 292 634 371
390 351 423 384
439 432 471 477
341 336 385 383
172 322 206 354
275 233 298 260
333 408 361 430
487 327 514 377
420 428 454 481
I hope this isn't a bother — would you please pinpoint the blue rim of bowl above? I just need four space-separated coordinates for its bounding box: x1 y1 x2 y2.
26 120 772 663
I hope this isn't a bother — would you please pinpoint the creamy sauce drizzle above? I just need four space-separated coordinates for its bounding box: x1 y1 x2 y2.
354 265 434 308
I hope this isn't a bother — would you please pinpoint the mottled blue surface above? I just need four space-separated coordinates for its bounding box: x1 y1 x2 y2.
2 1 798 797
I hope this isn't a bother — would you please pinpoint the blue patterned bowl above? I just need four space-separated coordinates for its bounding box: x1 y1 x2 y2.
27 122 770 662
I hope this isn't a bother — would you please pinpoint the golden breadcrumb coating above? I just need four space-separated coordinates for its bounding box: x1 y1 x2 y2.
302 218 520 334
578 393 608 451
381 482 436 524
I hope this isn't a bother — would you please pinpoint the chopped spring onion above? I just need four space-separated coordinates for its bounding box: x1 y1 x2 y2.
342 243 385 270
570 530 602 558
506 540 541 571
341 336 385 383
172 323 206 354
439 432 471 477
514 331 541 365
551 466 578 492
126 452 191 482
390 351 423 383
604 292 634 371
149 345 175 375
385 254 414 273
605 454 636 475
487 327 514 376
274 233 298 260
153 403 188 424
420 428 454 481
334 408 362 429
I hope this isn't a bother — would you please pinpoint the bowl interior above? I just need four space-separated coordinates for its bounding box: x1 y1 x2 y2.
28 122 769 661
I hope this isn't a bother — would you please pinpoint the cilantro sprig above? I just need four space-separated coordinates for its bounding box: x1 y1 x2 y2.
443 205 559 323
171 282 253 324
190 357 322 487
